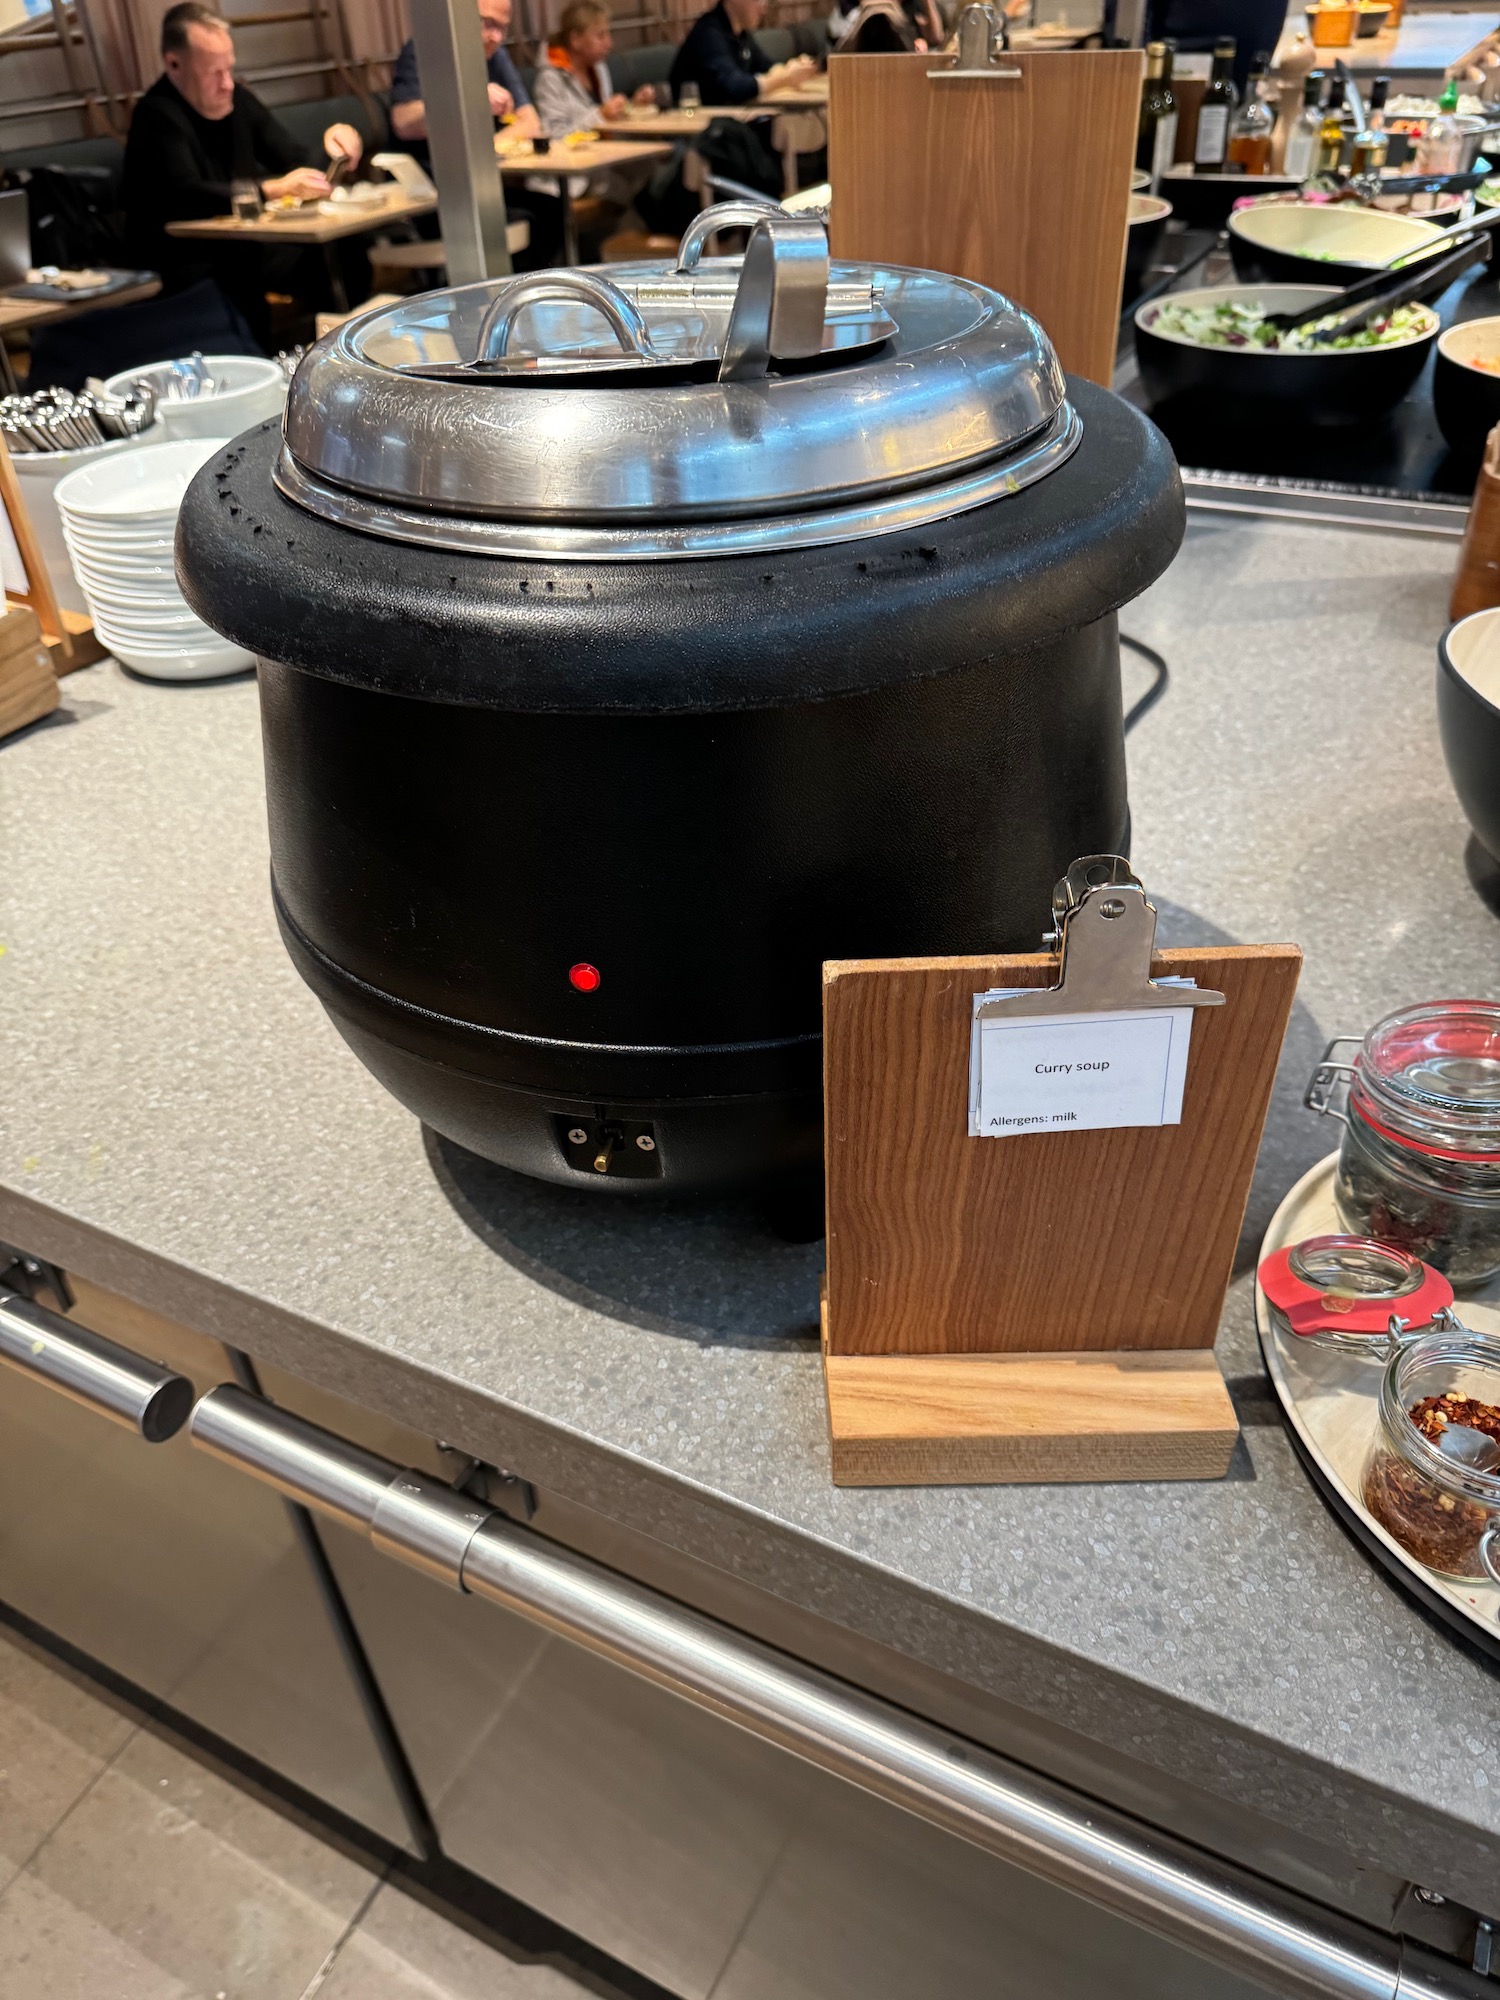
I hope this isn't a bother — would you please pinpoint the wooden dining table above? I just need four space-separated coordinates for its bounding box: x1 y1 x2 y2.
0 274 161 395
755 74 830 111
605 104 760 137
166 189 438 310
604 80 829 202
495 135 674 263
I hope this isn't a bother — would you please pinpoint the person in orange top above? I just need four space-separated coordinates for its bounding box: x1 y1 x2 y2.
531 0 658 135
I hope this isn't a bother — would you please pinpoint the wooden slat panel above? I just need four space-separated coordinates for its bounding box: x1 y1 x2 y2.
827 49 1144 385
0 632 57 739
823 944 1301 1355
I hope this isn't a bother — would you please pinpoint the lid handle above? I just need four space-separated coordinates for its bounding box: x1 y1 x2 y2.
473 270 658 365
718 214 830 384
676 198 781 274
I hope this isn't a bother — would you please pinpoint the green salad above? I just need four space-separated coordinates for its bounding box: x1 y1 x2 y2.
1148 298 1434 352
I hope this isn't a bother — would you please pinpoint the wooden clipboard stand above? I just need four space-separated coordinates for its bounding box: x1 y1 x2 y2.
0 435 103 674
827 29 1145 384
820 858 1302 1486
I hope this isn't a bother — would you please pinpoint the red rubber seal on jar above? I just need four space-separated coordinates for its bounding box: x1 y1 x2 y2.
1258 1237 1454 1338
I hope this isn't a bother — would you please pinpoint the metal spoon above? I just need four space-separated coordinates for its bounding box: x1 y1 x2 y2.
1436 1425 1500 1473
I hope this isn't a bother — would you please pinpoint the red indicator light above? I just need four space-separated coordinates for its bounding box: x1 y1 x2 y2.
568 962 601 993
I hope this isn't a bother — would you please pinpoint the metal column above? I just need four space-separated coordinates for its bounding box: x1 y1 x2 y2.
408 0 514 282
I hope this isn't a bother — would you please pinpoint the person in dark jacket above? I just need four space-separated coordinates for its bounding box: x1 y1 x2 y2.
1143 0 1282 91
123 1 361 344
388 0 561 269
669 0 817 106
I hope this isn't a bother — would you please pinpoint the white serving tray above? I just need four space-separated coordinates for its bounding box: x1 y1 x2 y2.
1257 1154 1500 1658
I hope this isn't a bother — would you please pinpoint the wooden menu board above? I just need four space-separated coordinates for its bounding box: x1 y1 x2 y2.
819 932 1301 1485
827 49 1144 385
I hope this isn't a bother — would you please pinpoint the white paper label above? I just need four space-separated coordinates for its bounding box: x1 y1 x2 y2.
968 995 1195 1138
1194 103 1229 164
1150 110 1178 187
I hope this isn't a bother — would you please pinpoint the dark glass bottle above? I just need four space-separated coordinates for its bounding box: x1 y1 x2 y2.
1282 67 1324 179
1315 75 1347 175
1351 74 1390 173
1136 40 1179 193
1193 37 1239 172
1226 52 1274 173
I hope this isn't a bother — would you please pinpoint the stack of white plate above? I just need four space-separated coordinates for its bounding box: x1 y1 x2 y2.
54 437 251 682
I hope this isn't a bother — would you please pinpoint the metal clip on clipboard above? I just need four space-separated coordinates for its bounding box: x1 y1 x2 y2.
975 857 1227 1021
928 3 1022 80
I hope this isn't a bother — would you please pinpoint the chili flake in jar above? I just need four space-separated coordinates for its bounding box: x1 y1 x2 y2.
1362 1330 1500 1584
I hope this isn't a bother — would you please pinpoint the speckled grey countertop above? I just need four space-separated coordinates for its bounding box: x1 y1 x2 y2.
2 515 1499 1914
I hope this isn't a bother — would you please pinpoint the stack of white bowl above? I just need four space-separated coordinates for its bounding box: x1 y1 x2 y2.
13 432 157 617
103 353 287 442
54 436 252 682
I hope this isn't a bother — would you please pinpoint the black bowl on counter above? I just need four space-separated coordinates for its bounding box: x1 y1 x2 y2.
1133 283 1440 426
1439 606 1500 864
1435 316 1500 459
1159 165 1303 231
1123 193 1172 306
1229 200 1450 286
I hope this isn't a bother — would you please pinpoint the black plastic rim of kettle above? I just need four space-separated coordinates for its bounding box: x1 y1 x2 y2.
174 379 1183 717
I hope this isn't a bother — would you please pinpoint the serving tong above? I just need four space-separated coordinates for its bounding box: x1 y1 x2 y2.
0 383 156 455
1263 204 1500 342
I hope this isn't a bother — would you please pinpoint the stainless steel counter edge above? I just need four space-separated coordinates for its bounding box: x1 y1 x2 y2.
4 1179 1495 1921
189 1382 1490 2000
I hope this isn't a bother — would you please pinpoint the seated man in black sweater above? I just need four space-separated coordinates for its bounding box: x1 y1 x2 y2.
123 1 363 345
668 0 816 106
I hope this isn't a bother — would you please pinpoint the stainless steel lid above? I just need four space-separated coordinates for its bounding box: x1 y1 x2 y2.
277 204 1079 560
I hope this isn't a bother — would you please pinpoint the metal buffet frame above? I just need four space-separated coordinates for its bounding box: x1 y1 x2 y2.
1182 471 1471 541
1256 1154 1500 1666
0 1276 1489 2000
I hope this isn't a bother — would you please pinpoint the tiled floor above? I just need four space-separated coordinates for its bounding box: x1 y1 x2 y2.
0 1626 604 2000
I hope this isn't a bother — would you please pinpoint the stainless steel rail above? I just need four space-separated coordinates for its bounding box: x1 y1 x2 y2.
188 1386 1487 2000
0 1288 194 1441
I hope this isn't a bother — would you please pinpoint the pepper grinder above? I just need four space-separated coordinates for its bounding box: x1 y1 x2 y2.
1273 34 1317 172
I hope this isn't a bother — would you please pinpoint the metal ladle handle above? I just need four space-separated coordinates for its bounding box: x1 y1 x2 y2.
675 198 781 273
474 270 658 364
